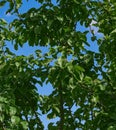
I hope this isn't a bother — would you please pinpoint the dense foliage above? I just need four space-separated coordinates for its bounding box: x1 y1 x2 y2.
0 0 116 129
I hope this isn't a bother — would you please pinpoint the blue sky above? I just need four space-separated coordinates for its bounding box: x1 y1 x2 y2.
0 1 102 129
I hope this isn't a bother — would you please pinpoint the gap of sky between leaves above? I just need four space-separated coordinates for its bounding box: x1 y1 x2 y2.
0 0 102 129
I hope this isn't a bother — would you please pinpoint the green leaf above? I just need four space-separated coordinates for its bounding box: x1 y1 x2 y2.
53 106 60 113
11 116 20 124
0 114 4 122
16 0 22 8
34 26 41 34
111 29 116 34
108 126 116 130
48 123 58 130
20 121 28 129
99 84 106 91
57 16 63 22
57 57 66 68
47 112 56 119
74 65 85 72
14 43 18 50
91 96 99 103
67 39 72 46
9 107 17 116
0 18 7 25
15 62 20 68
84 76 92 84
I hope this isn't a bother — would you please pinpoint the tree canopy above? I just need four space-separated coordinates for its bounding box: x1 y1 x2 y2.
0 0 116 129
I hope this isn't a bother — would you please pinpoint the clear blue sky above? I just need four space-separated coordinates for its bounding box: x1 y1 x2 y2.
0 1 101 129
